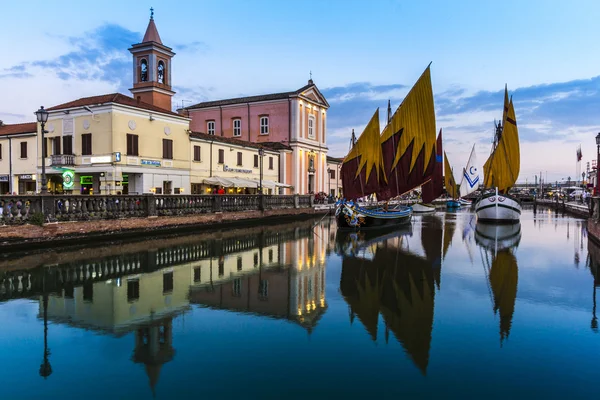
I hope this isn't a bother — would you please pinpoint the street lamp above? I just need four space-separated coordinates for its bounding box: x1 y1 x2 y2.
596 132 600 195
258 148 264 195
35 106 49 194
327 167 332 196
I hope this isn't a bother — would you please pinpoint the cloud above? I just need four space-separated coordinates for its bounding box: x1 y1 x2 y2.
175 41 210 53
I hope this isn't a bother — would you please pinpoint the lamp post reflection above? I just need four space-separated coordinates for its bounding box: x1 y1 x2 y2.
39 267 52 379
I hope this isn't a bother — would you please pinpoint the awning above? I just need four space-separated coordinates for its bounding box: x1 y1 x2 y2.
203 177 235 187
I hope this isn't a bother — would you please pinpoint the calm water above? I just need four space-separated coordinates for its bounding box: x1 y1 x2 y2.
0 208 598 399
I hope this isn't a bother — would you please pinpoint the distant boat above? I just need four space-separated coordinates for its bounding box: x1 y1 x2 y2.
337 65 438 229
444 152 461 208
475 86 521 223
457 144 479 208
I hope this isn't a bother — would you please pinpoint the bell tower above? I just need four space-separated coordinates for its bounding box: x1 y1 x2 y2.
129 8 175 111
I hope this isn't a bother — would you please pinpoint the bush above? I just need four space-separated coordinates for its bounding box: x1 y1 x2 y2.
29 212 45 227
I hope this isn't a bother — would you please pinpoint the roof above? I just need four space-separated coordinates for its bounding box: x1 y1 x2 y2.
189 131 291 151
184 82 329 110
0 122 37 136
327 156 344 164
46 93 183 118
142 17 162 44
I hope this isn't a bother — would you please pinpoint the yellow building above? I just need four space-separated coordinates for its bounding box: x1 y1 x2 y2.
0 122 38 194
326 156 343 197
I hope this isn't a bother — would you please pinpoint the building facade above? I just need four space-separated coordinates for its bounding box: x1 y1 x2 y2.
0 122 38 194
182 80 330 195
326 156 343 197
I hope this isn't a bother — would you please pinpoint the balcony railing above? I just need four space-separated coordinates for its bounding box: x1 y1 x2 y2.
51 154 75 166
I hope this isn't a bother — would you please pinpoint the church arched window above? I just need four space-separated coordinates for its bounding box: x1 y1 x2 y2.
140 59 148 82
157 61 165 84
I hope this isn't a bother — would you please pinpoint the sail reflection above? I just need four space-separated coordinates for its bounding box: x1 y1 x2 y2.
337 219 441 375
475 223 521 345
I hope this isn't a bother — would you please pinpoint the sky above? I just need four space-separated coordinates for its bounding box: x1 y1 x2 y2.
1 0 600 183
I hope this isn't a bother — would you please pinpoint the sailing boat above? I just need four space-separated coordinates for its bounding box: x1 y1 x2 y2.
475 86 521 222
457 144 480 207
337 65 438 230
444 152 461 208
475 221 521 345
413 129 444 214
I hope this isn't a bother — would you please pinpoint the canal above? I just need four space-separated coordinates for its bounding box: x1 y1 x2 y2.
0 208 598 399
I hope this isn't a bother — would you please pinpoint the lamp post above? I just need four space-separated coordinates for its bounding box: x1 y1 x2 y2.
258 148 264 195
327 168 332 196
35 106 49 194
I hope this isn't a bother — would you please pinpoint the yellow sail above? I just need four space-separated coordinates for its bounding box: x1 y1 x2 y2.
444 152 459 199
502 84 509 124
342 108 386 182
489 251 519 344
483 96 520 191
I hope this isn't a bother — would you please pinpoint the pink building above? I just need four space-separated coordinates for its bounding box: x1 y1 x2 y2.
181 80 330 194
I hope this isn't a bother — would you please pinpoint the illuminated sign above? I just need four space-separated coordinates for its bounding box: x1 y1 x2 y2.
141 159 161 167
18 174 34 180
115 152 121 162
0 175 9 182
80 176 93 185
90 155 112 164
224 165 252 174
62 170 75 189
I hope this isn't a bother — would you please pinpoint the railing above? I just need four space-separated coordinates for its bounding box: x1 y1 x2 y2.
51 154 75 166
0 194 314 224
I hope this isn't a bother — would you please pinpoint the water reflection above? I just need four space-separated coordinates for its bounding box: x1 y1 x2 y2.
586 237 600 332
475 223 521 345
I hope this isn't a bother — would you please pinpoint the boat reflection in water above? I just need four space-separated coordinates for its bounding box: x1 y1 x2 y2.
336 215 449 375
475 222 521 345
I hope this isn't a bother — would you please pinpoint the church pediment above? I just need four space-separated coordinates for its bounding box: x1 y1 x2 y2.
299 87 329 108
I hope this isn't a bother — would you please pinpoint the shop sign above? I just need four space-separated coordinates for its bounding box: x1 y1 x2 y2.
141 159 161 167
90 155 112 164
63 170 75 189
80 175 93 185
0 175 8 182
18 174 34 180
224 165 252 174
115 152 121 162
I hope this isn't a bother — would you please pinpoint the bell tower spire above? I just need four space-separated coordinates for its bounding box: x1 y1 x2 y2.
129 9 175 111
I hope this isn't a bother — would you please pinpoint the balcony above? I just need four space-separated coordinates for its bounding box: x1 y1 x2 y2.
51 154 75 166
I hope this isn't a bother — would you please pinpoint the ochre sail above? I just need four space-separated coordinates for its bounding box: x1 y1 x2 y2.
489 251 518 345
483 96 520 192
502 85 509 125
377 66 437 200
340 109 385 200
421 129 443 204
444 152 459 199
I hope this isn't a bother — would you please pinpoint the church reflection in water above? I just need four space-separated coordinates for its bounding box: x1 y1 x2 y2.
29 219 330 392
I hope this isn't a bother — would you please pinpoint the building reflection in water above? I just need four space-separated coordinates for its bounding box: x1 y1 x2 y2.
475 222 521 345
21 220 325 390
586 237 600 333
336 214 450 375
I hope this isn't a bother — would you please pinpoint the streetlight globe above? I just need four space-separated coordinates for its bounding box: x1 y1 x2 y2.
35 106 49 124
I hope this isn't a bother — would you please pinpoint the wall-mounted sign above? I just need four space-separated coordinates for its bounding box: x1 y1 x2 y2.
90 155 112 164
62 170 75 189
80 175 93 185
141 159 161 167
115 152 121 162
224 165 252 174
18 174 34 180
0 175 9 182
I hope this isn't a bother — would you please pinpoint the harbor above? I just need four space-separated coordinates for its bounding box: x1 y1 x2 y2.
0 208 597 398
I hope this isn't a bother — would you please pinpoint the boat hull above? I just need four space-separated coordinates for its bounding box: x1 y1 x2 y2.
335 200 412 230
475 191 521 223
474 222 522 251
459 198 472 207
412 203 436 213
446 200 461 208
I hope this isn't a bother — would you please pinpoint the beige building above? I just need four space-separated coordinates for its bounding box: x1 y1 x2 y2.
326 156 343 197
0 122 38 194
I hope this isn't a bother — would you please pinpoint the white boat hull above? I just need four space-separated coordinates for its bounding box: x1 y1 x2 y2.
412 203 436 213
475 192 521 223
475 222 521 251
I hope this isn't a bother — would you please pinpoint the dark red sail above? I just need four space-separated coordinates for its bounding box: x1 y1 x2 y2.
421 129 443 204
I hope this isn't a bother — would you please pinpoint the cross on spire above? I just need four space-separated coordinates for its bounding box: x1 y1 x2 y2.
310 71 312 80
150 7 154 20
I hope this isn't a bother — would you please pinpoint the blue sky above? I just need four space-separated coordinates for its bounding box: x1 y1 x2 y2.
1 0 600 182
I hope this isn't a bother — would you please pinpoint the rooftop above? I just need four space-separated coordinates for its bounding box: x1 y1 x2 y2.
189 131 291 152
47 93 183 117
0 122 37 136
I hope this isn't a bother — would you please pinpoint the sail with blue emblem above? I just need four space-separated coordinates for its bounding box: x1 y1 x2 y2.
459 144 480 197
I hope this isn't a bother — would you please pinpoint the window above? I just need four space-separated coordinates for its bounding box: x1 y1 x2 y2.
237 152 242 166
163 181 172 195
269 156 273 170
0 143 2 160
233 278 242 297
254 154 259 168
53 137 61 155
259 279 269 298
140 59 148 82
207 120 215 135
218 257 224 277
63 136 73 155
260 116 269 135
253 252 259 267
330 169 336 179
127 134 139 156
268 249 273 263
218 149 224 164
83 282 93 303
193 267 201 282
233 118 241 137
237 257 243 271
127 279 140 302
308 116 315 139
20 142 27 158
194 145 201 162
157 60 165 84
81 134 92 156
162 139 173 159
163 272 174 294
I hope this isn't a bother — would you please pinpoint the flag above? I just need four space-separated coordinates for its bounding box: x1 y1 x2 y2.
576 146 582 162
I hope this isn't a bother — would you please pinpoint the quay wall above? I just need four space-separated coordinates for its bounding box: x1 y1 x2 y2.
535 198 591 218
588 197 600 244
